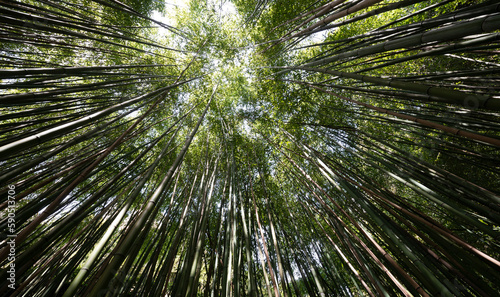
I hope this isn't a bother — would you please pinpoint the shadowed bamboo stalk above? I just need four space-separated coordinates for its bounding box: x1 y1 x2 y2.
87 86 215 296
287 79 500 147
1 1 499 296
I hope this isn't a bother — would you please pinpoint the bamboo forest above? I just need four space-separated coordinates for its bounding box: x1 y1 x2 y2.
1 0 500 296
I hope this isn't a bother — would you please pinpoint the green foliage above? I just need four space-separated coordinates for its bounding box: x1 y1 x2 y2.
1 1 499 296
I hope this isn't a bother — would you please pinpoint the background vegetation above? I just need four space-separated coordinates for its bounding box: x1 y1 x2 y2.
1 0 499 296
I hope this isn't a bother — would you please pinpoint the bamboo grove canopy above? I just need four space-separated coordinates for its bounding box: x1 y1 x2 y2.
1 0 499 296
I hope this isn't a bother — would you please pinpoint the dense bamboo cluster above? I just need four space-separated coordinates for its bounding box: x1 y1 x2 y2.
1 0 499 296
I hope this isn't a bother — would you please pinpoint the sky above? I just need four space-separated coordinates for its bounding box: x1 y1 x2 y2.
151 0 237 29
151 0 324 47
